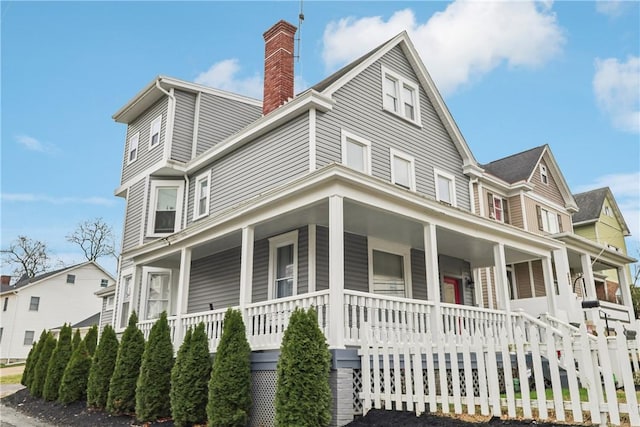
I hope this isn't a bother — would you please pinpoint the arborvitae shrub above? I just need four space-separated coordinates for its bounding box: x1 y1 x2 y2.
21 330 44 387
58 338 92 404
87 324 119 409
84 325 98 356
107 312 145 415
135 311 174 422
207 308 251 427
275 307 331 427
172 323 211 427
71 328 81 352
43 324 73 401
31 332 57 398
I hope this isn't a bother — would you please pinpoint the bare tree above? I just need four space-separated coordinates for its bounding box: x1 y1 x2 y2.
66 218 116 261
1 236 51 278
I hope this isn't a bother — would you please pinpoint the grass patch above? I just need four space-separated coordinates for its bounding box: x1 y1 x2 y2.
0 374 23 385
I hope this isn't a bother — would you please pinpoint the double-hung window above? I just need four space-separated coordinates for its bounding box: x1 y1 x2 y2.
487 193 509 223
128 132 139 164
381 66 421 125
268 231 298 299
148 180 185 236
536 206 562 233
145 270 171 320
106 295 115 309
24 330 34 346
29 296 39 311
149 115 162 149
341 130 371 174
540 164 548 185
119 274 132 329
434 169 456 206
193 172 210 220
368 238 412 298
390 148 415 190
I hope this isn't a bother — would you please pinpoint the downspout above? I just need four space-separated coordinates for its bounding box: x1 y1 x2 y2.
155 80 176 163
183 173 189 230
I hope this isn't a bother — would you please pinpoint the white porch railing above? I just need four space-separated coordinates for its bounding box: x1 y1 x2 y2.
441 302 507 337
180 309 227 351
138 316 177 342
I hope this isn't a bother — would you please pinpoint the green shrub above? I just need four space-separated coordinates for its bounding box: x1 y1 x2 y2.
43 324 73 401
84 325 98 356
107 312 145 415
135 311 174 422
172 323 211 427
87 324 119 409
21 330 46 387
31 332 57 398
275 307 331 427
58 338 92 403
71 328 81 352
207 309 251 427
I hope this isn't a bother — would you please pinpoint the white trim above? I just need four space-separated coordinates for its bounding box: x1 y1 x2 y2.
507 265 517 300
308 224 316 293
490 194 506 223
367 237 412 298
381 65 422 127
191 92 201 160
192 170 211 221
520 193 528 231
478 183 485 217
434 168 457 207
540 164 549 185
528 261 536 298
140 267 173 321
116 267 134 332
162 89 175 163
146 179 185 237
268 230 299 299
127 132 139 165
309 108 316 172
106 295 115 310
341 129 372 174
389 148 416 191
148 114 162 150
486 267 494 310
469 180 476 214
139 176 150 246
525 192 569 214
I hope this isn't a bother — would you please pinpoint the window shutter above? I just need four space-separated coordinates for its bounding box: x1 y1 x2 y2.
536 205 543 230
503 198 510 224
557 214 563 232
487 193 495 218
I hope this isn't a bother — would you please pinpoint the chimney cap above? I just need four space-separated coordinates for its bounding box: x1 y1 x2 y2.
1 275 11 286
263 20 297 41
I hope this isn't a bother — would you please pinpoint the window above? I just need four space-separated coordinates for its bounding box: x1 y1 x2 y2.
536 206 563 233
368 238 412 298
149 115 162 149
100 279 109 287
119 274 132 329
24 330 35 346
603 205 612 217
434 169 456 206
341 130 371 174
29 296 40 311
128 132 139 164
145 270 171 319
487 193 509 223
3 297 7 312
540 164 548 185
106 295 115 309
381 66 421 125
390 148 415 190
268 231 298 299
66 274 75 284
193 172 210 220
147 180 185 236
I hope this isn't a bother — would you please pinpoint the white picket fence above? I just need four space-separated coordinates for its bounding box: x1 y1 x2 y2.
358 317 640 426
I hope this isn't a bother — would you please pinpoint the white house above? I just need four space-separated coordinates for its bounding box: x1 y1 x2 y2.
0 261 115 362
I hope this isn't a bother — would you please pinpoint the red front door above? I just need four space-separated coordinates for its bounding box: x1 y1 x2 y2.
443 277 461 304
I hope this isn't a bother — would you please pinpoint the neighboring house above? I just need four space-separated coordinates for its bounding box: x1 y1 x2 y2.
107 21 637 426
50 312 101 339
95 284 116 333
0 261 115 361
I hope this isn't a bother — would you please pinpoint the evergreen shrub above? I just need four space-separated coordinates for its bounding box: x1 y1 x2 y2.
43 324 73 401
87 324 119 409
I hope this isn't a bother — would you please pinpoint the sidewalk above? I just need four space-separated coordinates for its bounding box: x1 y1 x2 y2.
1 403 53 427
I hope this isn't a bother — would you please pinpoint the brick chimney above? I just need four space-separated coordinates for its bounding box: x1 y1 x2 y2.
263 20 297 116
1 275 11 286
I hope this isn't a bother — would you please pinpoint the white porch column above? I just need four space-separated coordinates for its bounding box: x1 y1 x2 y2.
493 243 513 340
239 226 255 308
424 223 442 332
308 224 316 293
174 247 192 347
328 196 345 349
617 266 635 319
580 253 598 300
541 255 558 317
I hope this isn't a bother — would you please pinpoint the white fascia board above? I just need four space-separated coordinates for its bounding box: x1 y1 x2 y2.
112 76 164 123
186 90 334 173
114 160 187 197
526 192 574 214
158 76 262 107
479 173 534 196
526 146 578 212
554 232 636 264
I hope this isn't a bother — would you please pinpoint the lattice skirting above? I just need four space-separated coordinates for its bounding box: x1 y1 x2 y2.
250 370 277 427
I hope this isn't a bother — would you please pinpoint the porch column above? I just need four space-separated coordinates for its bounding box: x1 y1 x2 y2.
493 243 512 340
552 248 574 321
423 223 442 332
174 247 192 347
132 264 143 319
580 253 598 300
239 226 255 308
541 255 557 317
617 266 635 318
328 195 345 349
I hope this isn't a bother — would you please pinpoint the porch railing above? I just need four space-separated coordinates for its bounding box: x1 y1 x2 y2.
180 309 227 351
138 316 177 342
440 302 507 337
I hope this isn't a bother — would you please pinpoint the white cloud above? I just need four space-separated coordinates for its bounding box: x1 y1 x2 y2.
16 134 57 154
595 0 624 17
593 56 640 134
194 59 263 99
322 2 565 95
1 193 116 207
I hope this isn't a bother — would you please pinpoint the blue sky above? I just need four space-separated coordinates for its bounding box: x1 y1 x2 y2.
1 1 639 277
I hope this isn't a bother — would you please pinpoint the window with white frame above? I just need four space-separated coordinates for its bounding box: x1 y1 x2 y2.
100 279 109 287
390 148 415 190
487 193 509 223
540 164 548 185
119 274 132 329
29 296 39 311
145 270 171 320
149 115 162 149
368 238 412 298
66 274 75 284
381 66 421 125
341 130 371 174
193 172 210 220
147 180 185 236
536 205 562 233
269 231 298 299
434 169 456 206
106 295 115 309
603 205 612 217
128 132 139 164
24 330 34 346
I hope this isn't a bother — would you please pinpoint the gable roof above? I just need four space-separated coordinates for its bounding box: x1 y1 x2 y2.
573 187 630 235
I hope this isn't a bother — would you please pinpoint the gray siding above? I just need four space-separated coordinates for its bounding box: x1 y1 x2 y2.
209 113 309 216
121 97 168 184
188 247 241 313
122 178 146 251
196 92 262 156
172 90 196 162
99 298 114 331
316 226 329 291
297 226 308 294
411 249 428 300
344 232 368 293
315 45 471 211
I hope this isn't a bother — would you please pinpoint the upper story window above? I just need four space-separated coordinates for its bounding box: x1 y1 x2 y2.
368 238 412 298
536 205 563 234
100 279 109 287
603 205 612 217
29 296 40 311
540 164 548 185
106 295 115 309
66 274 76 284
341 130 371 174
487 193 509 223
268 231 298 299
434 169 456 206
149 115 162 149
193 172 210 220
390 148 416 191
24 330 34 346
128 132 139 165
147 180 185 236
381 66 421 126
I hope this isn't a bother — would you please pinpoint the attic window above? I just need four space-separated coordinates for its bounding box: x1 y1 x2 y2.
381 66 421 126
603 206 612 217
540 165 548 185
66 274 76 284
100 279 109 287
